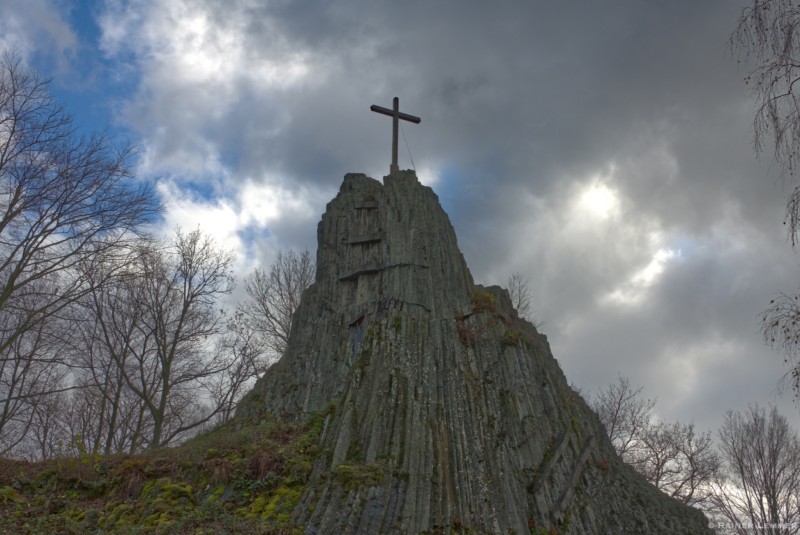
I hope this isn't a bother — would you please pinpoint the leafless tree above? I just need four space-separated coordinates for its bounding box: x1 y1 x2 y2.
239 250 315 360
64 253 151 454
27 390 71 460
116 229 235 449
210 311 272 424
0 51 158 354
506 271 545 329
709 404 800 535
0 51 159 454
0 313 69 456
734 2 800 403
58 230 239 453
762 293 800 401
592 376 720 508
592 375 656 459
507 272 532 319
632 421 720 508
731 1 800 181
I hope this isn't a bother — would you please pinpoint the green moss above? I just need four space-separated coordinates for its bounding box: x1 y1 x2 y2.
261 485 302 522
392 315 402 332
240 484 302 525
64 506 88 523
205 484 227 503
104 502 134 527
0 485 22 504
332 463 385 490
140 477 193 504
242 493 269 519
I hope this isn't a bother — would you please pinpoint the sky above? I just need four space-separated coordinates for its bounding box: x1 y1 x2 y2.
3 0 800 433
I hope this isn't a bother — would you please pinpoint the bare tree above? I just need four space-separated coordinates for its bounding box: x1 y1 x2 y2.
60 230 239 452
731 1 800 180
632 421 720 508
710 404 800 535
118 230 235 449
762 293 800 401
0 51 158 353
592 374 656 459
507 272 532 319
210 310 271 424
0 51 159 454
734 2 800 402
506 271 545 329
592 376 720 508
239 250 315 360
27 390 71 460
64 251 151 455
0 312 68 456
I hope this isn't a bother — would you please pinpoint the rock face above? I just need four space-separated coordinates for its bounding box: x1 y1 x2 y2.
237 171 713 534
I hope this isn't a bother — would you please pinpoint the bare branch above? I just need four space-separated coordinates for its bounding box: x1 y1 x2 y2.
761 291 800 400
709 404 800 534
239 250 315 360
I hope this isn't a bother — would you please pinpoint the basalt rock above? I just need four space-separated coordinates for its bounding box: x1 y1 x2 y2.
237 170 713 534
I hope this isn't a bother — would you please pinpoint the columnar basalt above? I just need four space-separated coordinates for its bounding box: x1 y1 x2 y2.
237 171 713 534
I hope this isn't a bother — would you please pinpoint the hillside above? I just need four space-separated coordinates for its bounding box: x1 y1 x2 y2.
0 410 327 534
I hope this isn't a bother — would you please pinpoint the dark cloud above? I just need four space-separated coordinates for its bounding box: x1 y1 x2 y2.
27 0 800 430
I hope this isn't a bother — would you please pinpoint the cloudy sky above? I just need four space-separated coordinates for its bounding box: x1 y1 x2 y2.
4 0 800 432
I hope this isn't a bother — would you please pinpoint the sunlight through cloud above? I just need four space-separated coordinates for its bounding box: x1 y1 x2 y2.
579 180 620 220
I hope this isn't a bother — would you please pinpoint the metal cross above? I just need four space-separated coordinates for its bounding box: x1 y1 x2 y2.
370 97 421 174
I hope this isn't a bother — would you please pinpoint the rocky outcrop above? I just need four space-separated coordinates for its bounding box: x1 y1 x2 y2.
237 171 713 534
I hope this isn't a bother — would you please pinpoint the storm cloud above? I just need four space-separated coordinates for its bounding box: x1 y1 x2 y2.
9 0 800 431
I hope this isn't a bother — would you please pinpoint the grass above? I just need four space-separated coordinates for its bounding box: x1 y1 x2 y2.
0 408 332 534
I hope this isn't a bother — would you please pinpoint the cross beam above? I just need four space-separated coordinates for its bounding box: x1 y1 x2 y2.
370 97 421 174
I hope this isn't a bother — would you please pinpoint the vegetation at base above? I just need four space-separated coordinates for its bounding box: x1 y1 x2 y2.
0 407 333 534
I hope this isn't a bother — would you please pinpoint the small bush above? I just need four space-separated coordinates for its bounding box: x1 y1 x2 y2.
470 290 496 313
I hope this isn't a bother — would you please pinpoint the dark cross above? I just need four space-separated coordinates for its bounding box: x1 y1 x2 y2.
370 97 421 174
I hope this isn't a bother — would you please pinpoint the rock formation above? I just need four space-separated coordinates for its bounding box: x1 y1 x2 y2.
237 171 713 534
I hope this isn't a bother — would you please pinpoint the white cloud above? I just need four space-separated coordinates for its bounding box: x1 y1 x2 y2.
238 179 315 228
604 247 680 307
0 0 76 65
155 174 320 275
97 0 318 185
157 179 242 249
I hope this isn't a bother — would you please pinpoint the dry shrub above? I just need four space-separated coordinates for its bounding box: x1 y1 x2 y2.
470 290 496 313
250 450 285 480
114 459 146 499
456 319 477 347
271 423 297 444
205 457 234 485
0 458 29 485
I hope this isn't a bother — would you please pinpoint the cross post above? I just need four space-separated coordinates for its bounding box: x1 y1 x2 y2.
370 97 421 174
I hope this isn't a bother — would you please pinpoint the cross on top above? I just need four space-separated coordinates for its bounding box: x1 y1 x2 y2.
370 97 421 174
